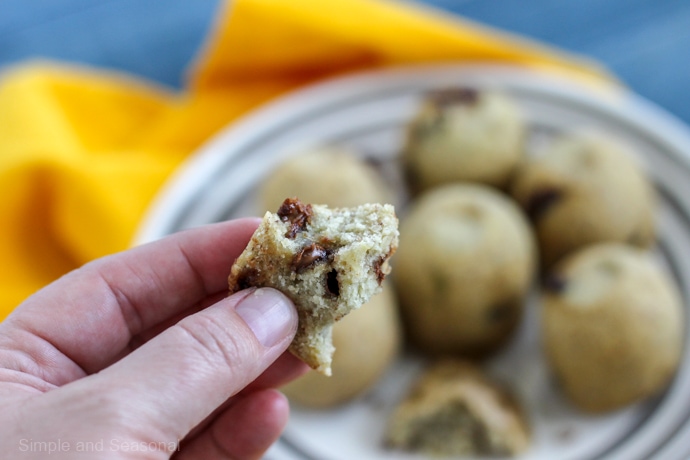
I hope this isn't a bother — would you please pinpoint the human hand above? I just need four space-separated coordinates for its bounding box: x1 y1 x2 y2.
0 218 308 459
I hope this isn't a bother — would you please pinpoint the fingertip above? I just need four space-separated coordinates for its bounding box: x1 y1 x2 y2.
233 288 298 349
176 389 290 460
213 389 290 459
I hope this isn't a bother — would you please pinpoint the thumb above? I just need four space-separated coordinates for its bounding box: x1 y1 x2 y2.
65 287 298 441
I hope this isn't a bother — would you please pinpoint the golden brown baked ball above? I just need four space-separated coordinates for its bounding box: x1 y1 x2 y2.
510 132 656 268
282 283 402 407
394 184 535 357
385 359 530 457
258 145 391 212
542 243 683 413
403 87 526 192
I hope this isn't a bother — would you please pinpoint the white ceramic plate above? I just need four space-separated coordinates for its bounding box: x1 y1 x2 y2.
135 65 690 460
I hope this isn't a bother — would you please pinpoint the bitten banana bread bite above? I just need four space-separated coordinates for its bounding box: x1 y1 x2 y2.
228 198 399 376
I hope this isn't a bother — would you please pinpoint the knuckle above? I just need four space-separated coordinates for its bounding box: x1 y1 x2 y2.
174 313 257 373
59 383 135 431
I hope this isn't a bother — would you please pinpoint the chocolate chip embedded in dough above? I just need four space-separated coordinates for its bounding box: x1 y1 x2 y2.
525 188 563 221
626 227 650 247
486 301 517 325
277 197 313 238
543 273 567 294
373 247 396 285
429 87 480 108
291 243 329 273
373 256 389 285
233 267 261 291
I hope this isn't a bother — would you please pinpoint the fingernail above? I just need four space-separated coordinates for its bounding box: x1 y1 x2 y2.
235 288 296 348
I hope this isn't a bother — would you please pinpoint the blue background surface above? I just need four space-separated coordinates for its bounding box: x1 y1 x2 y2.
1 0 690 125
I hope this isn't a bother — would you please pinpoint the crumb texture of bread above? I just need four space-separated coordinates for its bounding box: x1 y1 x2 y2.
228 197 399 376
385 360 530 457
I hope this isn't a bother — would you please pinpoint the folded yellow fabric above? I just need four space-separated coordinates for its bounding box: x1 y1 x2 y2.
0 0 613 318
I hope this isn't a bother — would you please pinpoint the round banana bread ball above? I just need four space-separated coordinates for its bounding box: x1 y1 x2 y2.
385 359 530 457
394 184 536 357
258 146 391 212
510 132 656 268
282 283 402 407
402 87 526 192
542 243 683 413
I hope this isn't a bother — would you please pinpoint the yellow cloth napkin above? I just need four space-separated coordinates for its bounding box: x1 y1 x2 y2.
0 0 613 318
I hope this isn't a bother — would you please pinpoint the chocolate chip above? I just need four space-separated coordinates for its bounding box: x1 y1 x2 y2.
276 197 312 238
291 243 329 273
525 187 563 221
234 267 261 291
373 257 387 285
430 270 448 295
543 273 567 293
428 87 480 108
326 269 340 297
403 162 423 193
373 247 395 285
486 302 515 324
627 227 648 247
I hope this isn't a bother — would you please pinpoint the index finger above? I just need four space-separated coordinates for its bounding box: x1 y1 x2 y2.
2 218 261 379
